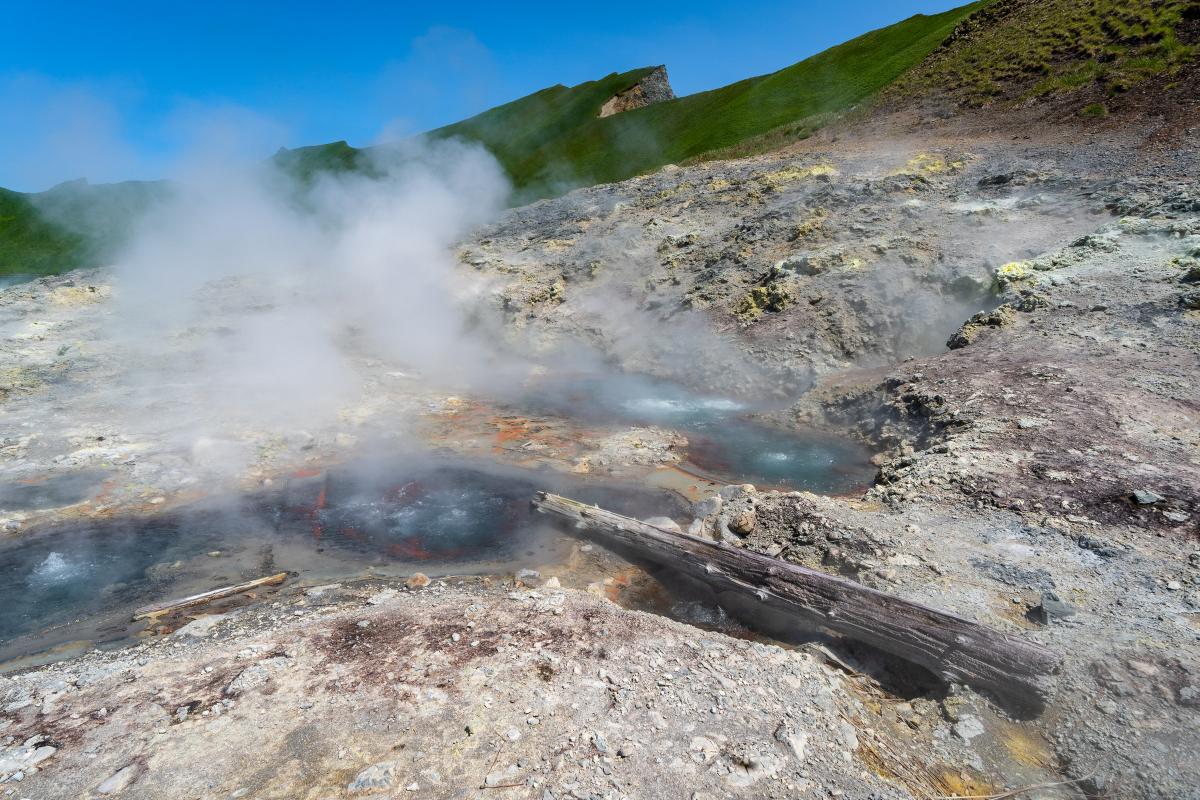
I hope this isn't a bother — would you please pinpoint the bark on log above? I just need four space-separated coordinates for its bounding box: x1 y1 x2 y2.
533 492 1059 711
133 572 289 621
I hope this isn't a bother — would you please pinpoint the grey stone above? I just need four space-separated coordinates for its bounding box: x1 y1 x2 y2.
773 255 822 276
348 761 398 793
1032 591 1077 625
28 745 57 765
1132 489 1165 505
693 495 723 518
224 656 290 696
366 589 397 605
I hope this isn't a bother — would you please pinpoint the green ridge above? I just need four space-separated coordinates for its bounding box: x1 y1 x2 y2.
490 2 984 198
0 0 1039 277
269 4 983 202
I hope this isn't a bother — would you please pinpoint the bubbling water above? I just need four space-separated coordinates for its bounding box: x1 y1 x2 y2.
30 552 83 584
520 372 873 492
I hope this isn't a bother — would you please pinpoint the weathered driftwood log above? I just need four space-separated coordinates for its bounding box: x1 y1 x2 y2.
133 572 289 621
533 492 1059 710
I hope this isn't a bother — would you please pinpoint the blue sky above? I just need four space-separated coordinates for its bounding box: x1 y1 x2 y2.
1 0 965 191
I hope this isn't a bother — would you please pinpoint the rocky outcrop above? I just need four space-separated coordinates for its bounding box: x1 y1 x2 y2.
599 65 675 117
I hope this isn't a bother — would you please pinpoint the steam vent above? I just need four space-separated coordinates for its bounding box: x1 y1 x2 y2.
598 64 675 117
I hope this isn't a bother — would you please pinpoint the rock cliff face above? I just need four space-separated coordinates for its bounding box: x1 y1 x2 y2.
598 65 676 117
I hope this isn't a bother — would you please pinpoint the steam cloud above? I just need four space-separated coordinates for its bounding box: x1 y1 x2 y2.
103 138 518 465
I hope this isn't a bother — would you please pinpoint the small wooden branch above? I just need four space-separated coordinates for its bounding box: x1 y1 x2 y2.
533 492 1059 711
134 572 289 621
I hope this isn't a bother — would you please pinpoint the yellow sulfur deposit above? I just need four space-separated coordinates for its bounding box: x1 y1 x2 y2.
50 285 112 305
892 152 967 176
995 260 1031 286
755 162 838 188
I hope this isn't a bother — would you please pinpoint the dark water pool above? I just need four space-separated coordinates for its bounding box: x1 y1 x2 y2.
0 458 685 660
519 372 874 492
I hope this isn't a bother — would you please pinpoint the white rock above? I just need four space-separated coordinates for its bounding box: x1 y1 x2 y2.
367 589 397 606
28 743 56 762
784 731 808 761
689 736 720 761
97 765 138 794
953 714 986 742
172 614 229 638
724 753 782 788
483 765 521 787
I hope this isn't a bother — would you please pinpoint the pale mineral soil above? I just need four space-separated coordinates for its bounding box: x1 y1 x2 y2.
0 576 981 800
1 107 1199 799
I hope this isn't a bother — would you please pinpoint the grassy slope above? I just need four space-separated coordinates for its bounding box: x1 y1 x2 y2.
0 4 984 276
0 181 165 278
275 68 660 185
278 4 982 201
428 67 660 168
0 189 87 277
887 0 1199 108
498 2 984 197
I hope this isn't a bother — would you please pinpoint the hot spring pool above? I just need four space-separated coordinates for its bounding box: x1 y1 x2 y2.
0 459 685 660
519 372 875 492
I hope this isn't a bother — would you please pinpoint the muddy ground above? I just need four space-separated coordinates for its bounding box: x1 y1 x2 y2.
0 108 1198 799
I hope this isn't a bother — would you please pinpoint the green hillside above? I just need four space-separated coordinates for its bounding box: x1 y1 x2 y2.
279 4 983 202
887 0 1199 110
484 2 984 197
1 2 988 277
427 66 662 176
0 188 87 278
272 66 662 187
0 180 165 279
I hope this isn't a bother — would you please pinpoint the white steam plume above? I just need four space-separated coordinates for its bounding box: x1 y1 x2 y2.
105 138 514 455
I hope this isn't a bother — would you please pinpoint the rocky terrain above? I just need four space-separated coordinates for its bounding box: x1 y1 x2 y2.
0 575 987 800
597 66 675 118
1 101 1199 800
